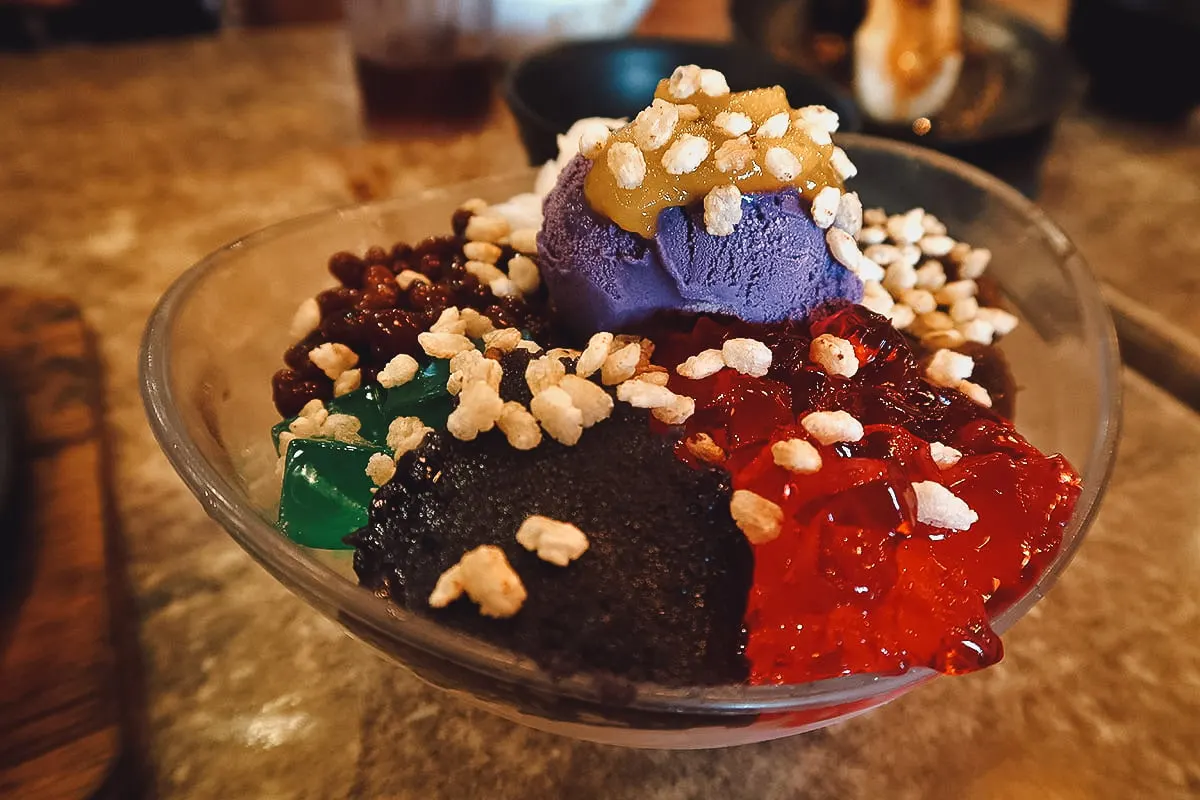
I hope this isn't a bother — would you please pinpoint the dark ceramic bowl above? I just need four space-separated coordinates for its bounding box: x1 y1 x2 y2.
731 0 1084 197
503 37 861 166
1068 0 1200 122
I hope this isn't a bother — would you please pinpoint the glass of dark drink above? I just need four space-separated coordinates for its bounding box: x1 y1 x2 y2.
345 0 501 134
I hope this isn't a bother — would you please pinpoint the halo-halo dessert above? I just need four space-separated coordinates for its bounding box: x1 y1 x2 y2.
267 66 1079 689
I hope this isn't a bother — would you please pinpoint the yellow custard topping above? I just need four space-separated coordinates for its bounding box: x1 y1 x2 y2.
582 67 849 239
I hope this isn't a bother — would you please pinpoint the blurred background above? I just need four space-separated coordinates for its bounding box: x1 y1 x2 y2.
0 1 1197 798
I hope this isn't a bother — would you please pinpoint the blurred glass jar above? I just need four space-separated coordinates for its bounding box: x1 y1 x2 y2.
344 0 652 133
345 0 497 132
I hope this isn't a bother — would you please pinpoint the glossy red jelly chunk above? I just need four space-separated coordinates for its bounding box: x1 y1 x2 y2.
661 303 1082 684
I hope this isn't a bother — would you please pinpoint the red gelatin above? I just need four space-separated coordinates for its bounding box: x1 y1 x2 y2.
662 304 1081 684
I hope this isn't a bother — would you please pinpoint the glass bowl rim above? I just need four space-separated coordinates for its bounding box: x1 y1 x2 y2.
140 133 1121 716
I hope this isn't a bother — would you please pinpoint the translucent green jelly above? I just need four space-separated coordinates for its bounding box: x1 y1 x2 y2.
274 358 456 549
271 359 452 450
277 438 387 550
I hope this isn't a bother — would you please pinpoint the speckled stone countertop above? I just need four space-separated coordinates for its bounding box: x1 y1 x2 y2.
2 25 1198 799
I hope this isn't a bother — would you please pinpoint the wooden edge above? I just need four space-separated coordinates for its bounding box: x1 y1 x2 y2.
90 319 154 800
0 293 150 799
1103 283 1200 413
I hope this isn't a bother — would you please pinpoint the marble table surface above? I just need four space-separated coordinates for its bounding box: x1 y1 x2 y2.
1 25 1198 799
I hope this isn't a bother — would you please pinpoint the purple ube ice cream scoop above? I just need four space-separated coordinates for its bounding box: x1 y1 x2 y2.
537 155 862 339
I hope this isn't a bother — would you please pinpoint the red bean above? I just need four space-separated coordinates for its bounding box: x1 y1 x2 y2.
449 275 491 309
328 251 366 288
389 243 414 273
414 236 459 262
321 308 374 350
360 265 400 310
450 209 472 238
407 282 452 312
284 331 326 370
484 304 521 329
316 287 361 317
272 368 332 417
363 246 390 267
367 309 423 361
416 253 447 282
276 217 556 419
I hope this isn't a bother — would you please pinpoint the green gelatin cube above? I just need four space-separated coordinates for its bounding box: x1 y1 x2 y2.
277 438 387 549
328 383 391 446
378 358 455 428
272 357 454 454
325 359 455 444
410 394 453 429
379 358 451 416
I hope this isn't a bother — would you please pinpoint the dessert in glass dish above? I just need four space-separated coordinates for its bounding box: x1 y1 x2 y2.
142 62 1117 746
267 66 1080 689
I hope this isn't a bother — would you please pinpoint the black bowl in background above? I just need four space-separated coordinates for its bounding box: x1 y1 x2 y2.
1068 0 1200 123
731 0 1084 198
503 37 861 166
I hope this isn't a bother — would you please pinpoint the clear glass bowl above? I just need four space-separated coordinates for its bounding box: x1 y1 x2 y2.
140 135 1121 749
